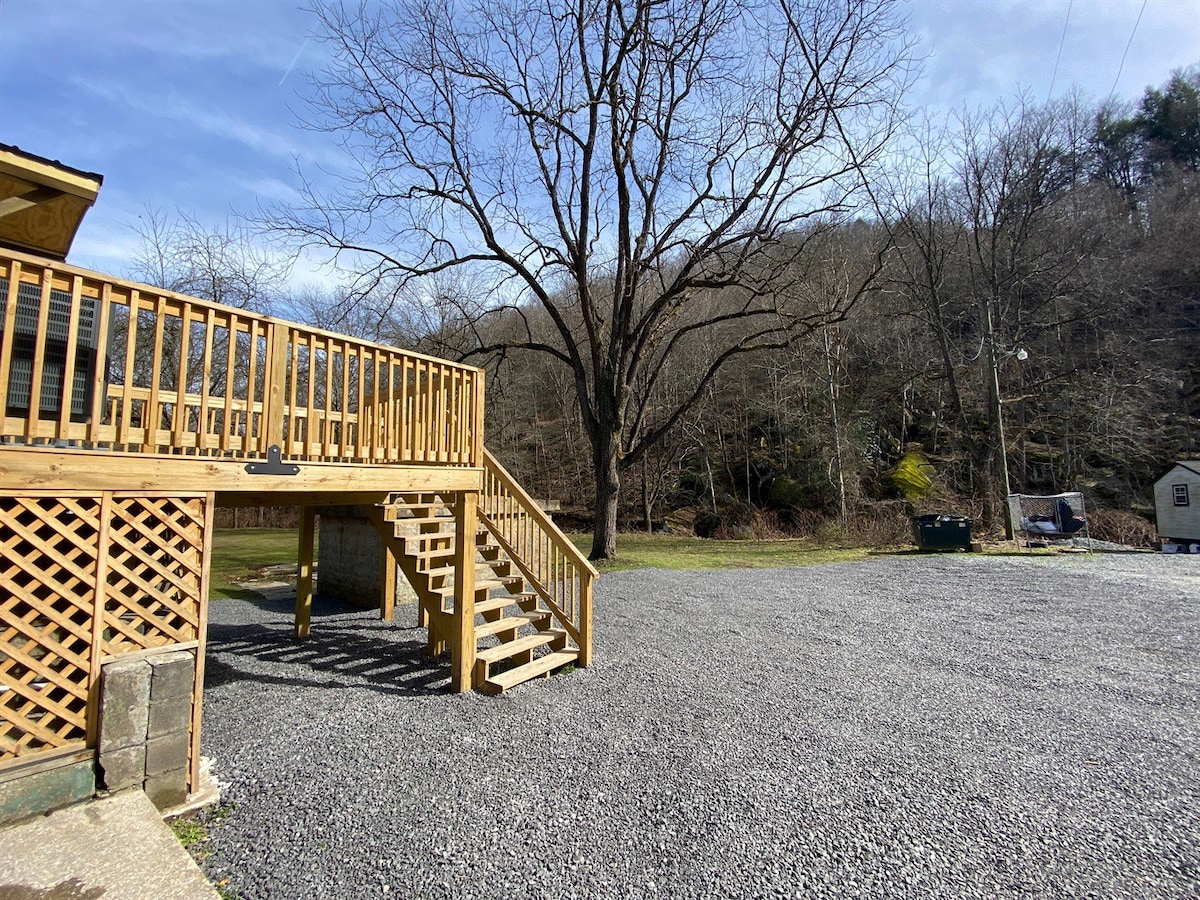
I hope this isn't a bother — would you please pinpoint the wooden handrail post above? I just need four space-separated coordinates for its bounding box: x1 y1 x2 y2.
472 373 485 467
450 490 478 692
264 320 289 452
578 572 594 667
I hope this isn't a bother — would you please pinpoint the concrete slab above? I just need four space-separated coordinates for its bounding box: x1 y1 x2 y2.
0 790 217 900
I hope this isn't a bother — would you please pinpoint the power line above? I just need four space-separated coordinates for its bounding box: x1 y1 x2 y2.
1047 0 1073 102
1108 0 1148 103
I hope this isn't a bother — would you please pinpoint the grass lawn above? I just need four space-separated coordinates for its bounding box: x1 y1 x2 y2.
208 527 870 600
210 528 312 600
567 532 872 571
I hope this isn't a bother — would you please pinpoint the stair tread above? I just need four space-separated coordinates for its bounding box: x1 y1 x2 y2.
474 595 519 615
474 610 549 637
401 532 455 545
476 629 567 663
431 578 505 598
424 564 506 578
482 649 579 694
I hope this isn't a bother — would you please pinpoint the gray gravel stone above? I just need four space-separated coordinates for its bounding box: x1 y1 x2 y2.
199 552 1199 899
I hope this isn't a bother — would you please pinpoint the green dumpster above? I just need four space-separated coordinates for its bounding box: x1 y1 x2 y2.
911 514 973 552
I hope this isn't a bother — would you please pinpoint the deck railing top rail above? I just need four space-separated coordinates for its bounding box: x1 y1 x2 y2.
0 247 485 467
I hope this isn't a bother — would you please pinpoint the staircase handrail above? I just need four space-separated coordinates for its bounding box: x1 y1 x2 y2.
480 448 597 665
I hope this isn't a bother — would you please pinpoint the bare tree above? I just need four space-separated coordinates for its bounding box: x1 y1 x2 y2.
280 0 913 557
129 209 293 314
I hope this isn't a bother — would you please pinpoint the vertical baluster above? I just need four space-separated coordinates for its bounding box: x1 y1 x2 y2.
556 547 563 613
198 307 215 453
412 359 423 461
384 355 397 461
0 260 21 420
305 334 317 458
24 273 54 442
87 282 112 443
339 340 351 460
120 290 141 449
322 338 334 459
219 313 236 453
440 364 450 462
454 367 465 462
399 357 410 461
55 275 85 442
246 319 262 455
172 300 192 450
354 344 366 460
144 295 167 453
425 361 436 462
286 327 300 457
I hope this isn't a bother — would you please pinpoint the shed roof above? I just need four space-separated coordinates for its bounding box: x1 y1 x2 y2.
0 143 103 261
1159 461 1200 481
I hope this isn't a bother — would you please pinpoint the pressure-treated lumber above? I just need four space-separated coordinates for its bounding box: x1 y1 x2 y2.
0 446 482 496
449 492 478 693
479 649 579 696
294 506 315 639
0 492 209 781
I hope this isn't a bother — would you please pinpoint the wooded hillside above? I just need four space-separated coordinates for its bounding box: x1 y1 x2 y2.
136 67 1199 548
431 73 1200 544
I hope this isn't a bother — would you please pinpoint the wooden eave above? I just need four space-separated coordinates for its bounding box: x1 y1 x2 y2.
0 143 103 261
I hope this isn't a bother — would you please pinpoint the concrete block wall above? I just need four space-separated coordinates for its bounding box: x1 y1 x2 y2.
318 507 416 609
98 650 195 811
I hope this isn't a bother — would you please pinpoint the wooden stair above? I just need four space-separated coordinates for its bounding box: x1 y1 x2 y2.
376 492 580 694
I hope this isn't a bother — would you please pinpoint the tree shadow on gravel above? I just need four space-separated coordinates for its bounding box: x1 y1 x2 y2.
204 620 450 697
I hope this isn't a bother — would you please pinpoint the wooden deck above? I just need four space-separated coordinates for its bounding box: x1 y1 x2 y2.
0 246 596 801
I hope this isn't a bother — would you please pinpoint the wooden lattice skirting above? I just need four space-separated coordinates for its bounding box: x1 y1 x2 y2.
0 491 212 788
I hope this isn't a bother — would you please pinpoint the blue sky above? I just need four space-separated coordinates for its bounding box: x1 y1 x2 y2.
1 0 1197 286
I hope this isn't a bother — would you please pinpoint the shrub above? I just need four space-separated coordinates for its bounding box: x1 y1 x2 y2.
1086 508 1157 548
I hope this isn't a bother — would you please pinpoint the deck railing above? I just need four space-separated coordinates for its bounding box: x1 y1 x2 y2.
0 249 484 465
480 449 597 665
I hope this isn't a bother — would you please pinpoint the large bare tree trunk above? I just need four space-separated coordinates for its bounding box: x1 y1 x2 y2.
591 432 622 560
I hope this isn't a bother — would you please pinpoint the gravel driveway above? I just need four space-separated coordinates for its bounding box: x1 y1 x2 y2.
198 552 1199 899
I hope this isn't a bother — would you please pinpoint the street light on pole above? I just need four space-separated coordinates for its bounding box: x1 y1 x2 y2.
985 295 1029 537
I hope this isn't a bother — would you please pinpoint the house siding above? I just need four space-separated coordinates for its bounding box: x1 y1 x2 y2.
1154 462 1200 542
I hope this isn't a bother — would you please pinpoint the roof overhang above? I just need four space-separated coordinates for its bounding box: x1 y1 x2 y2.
0 143 103 262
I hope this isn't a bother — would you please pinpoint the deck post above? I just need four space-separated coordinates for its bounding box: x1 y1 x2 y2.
450 490 478 692
295 505 316 639
380 534 396 622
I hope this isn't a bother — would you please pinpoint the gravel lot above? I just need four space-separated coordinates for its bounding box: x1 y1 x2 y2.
199 552 1199 899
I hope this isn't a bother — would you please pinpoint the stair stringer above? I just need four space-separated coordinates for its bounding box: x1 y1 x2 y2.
372 493 583 694
365 505 455 658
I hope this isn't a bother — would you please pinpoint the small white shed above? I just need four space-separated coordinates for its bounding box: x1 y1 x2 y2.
1154 461 1200 544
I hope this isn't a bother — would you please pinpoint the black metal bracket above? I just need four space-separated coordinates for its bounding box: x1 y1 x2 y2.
245 445 300 476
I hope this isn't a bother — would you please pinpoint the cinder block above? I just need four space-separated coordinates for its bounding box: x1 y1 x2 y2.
148 650 195 701
145 730 190 777
144 766 189 811
98 743 147 792
99 658 152 753
147 694 192 739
